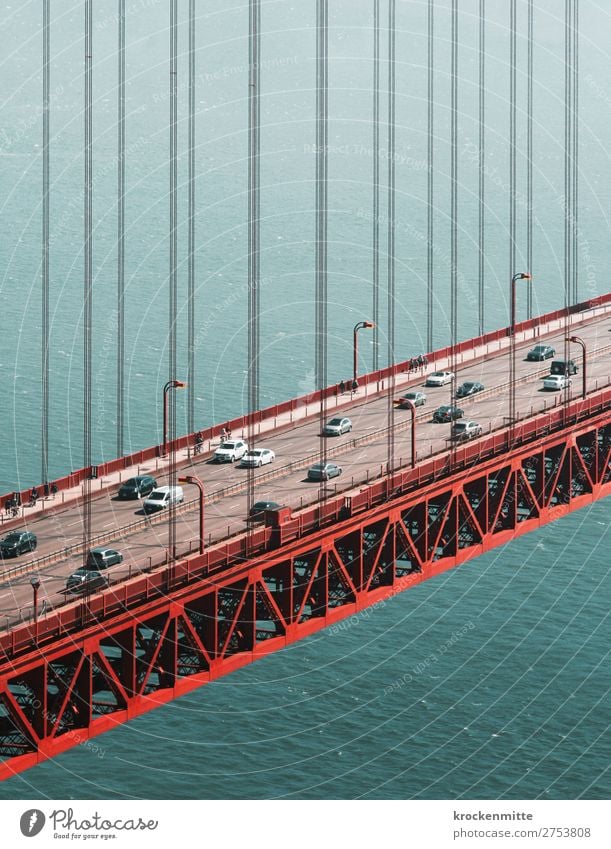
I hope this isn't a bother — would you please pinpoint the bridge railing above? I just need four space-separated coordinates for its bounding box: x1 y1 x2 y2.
2 291 609 517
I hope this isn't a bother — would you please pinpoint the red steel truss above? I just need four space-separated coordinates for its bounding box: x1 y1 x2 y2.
0 400 610 779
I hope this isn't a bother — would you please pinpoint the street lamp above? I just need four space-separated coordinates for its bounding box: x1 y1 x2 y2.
30 575 40 642
178 474 205 554
353 321 375 386
162 379 187 454
567 335 586 399
509 272 532 432
401 398 417 469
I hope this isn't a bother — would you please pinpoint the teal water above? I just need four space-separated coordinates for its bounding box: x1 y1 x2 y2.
0 1 609 798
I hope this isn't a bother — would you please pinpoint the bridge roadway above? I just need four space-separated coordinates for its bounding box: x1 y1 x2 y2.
1 311 610 628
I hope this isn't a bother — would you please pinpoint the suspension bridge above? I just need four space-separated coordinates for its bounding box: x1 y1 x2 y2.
0 0 607 780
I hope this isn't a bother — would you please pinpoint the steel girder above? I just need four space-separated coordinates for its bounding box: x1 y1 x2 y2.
0 415 610 779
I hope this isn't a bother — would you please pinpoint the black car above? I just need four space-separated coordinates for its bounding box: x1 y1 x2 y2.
117 475 157 499
550 359 578 376
0 531 37 558
456 381 484 398
249 500 282 520
432 405 464 423
527 344 555 361
66 567 109 595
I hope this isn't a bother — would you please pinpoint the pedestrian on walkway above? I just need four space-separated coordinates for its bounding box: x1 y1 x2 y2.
339 379 345 395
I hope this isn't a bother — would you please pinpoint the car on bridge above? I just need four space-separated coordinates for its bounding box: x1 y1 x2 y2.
526 344 555 361
143 485 185 512
433 405 464 423
425 371 454 387
240 448 275 468
85 547 124 569
117 475 157 500
0 531 37 558
249 500 282 520
396 391 426 407
214 439 249 463
451 420 482 441
65 547 123 594
323 417 352 436
550 359 578 376
307 462 342 481
456 381 484 398
542 374 572 391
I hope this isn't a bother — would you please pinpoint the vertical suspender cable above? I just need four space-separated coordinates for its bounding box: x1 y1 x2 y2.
449 0 458 462
117 0 125 457
42 0 50 485
508 0 517 427
526 0 533 317
509 0 517 283
563 0 571 364
187 0 196 434
168 0 178 562
572 0 578 304
83 0 93 567
477 0 485 335
426 0 434 352
386 0 396 479
315 0 328 492
372 0 380 370
247 0 261 518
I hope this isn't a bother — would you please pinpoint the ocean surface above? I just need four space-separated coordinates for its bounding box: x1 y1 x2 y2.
0 1 609 799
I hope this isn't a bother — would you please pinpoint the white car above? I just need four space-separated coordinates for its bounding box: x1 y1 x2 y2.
214 439 248 463
240 448 275 468
542 374 572 391
143 486 184 513
425 370 454 387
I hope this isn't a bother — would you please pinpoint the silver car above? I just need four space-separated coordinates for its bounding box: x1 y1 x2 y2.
323 417 352 436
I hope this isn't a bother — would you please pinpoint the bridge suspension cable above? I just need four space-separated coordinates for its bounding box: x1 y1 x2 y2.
372 0 380 370
83 0 93 567
316 0 329 494
449 0 459 465
168 0 178 561
386 0 396 479
526 0 533 317
42 0 50 485
117 0 125 457
187 0 196 434
427 0 434 351
477 0 485 335
247 0 261 519
509 0 517 289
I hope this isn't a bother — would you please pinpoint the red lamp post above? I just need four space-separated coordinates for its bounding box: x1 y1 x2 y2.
178 474 205 554
568 335 586 399
353 321 375 386
162 379 187 454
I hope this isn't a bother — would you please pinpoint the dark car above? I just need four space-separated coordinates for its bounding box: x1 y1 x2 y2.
433 405 464 423
307 462 342 481
117 475 157 500
0 531 37 558
85 547 123 569
527 344 555 361
249 500 282 520
66 567 109 595
456 381 484 398
550 359 578 376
